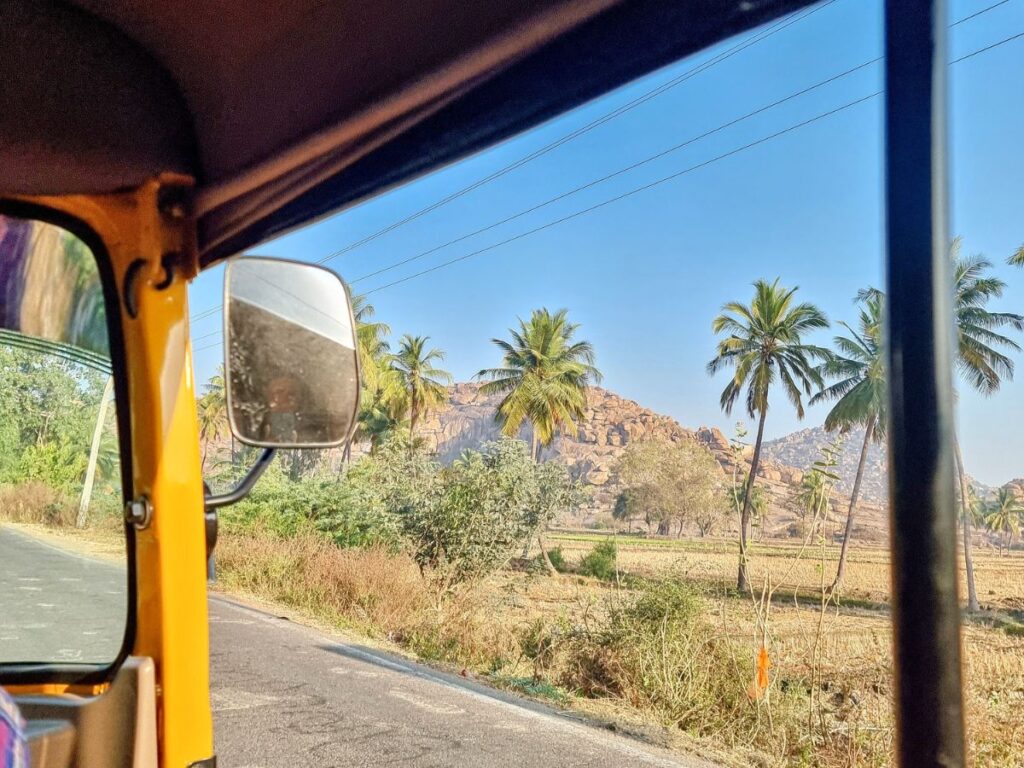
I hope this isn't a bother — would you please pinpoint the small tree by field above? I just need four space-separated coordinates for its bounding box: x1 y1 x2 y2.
615 437 725 537
477 307 599 572
399 437 583 591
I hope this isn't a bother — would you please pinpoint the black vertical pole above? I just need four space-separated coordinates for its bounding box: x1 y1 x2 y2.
884 1 966 766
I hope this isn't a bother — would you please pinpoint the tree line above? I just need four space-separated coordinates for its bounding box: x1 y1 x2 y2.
707 238 1024 603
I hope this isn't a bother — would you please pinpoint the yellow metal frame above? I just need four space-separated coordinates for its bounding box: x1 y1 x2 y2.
7 176 214 766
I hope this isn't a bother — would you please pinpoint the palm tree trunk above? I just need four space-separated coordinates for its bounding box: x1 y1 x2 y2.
738 409 768 593
832 417 875 592
409 391 419 440
531 425 539 462
954 439 980 612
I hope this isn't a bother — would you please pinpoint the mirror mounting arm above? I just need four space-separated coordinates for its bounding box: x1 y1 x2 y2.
204 448 277 511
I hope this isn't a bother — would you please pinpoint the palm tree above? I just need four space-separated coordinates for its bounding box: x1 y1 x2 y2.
707 278 829 593
477 308 601 460
355 366 409 453
950 239 1024 611
477 308 600 574
352 294 392 395
984 488 1022 555
1007 244 1024 267
197 367 228 471
392 335 452 441
812 291 886 591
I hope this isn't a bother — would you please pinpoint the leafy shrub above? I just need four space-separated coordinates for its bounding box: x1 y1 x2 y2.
223 460 403 548
545 546 567 573
578 539 618 581
401 438 583 588
562 578 751 734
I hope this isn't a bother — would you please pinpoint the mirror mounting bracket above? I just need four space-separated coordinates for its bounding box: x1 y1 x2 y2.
204 448 277 511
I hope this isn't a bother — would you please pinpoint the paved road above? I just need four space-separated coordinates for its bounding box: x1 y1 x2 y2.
1 527 707 767
0 527 126 663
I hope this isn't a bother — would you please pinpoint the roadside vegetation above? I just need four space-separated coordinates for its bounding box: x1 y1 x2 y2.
4 241 1024 766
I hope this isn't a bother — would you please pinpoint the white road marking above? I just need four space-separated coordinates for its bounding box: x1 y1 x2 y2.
329 666 350 675
18 586 42 591
210 688 281 713
389 689 465 715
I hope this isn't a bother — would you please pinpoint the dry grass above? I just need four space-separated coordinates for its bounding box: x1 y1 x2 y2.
15 515 1024 767
550 533 1024 611
216 533 430 637
213 528 1024 766
0 482 78 527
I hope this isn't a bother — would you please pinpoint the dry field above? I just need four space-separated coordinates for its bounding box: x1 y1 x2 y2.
548 532 1024 611
533 533 1024 766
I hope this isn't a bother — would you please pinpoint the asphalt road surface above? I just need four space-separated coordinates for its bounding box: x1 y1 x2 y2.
0 526 127 663
1 526 710 767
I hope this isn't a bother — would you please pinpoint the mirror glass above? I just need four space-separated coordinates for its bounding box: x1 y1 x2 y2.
224 257 359 448
0 213 127 667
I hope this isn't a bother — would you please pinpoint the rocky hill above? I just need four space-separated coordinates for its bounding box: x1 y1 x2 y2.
408 384 813 529
348 383 1013 543
762 425 887 504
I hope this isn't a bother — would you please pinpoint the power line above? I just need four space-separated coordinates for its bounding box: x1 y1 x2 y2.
311 0 839 268
354 24 1024 295
950 28 1024 63
187 2 1019 325
188 0 838 323
950 0 1010 26
348 56 883 286
364 92 881 296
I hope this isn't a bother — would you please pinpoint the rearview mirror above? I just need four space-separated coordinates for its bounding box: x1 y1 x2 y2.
223 257 360 448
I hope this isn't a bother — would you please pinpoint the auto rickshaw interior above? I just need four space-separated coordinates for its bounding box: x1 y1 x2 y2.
0 1 971 767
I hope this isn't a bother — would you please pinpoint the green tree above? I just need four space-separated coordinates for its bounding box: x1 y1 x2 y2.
392 335 452 441
1007 244 1024 267
615 438 723 537
197 366 227 471
350 295 409 451
352 294 392 395
950 240 1024 611
477 308 600 461
707 279 829 592
400 438 581 590
812 291 886 591
984 488 1022 555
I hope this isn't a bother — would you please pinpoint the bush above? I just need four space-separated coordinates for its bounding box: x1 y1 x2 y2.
562 578 752 735
578 539 618 581
402 438 582 588
545 546 567 573
215 532 428 635
223 462 402 548
0 482 77 526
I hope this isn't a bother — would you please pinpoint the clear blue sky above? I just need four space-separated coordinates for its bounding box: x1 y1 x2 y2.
189 0 1024 485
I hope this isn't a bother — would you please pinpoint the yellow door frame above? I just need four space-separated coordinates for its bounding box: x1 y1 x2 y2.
9 175 214 767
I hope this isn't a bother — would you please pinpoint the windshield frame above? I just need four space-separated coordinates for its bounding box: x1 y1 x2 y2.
0 198 136 686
